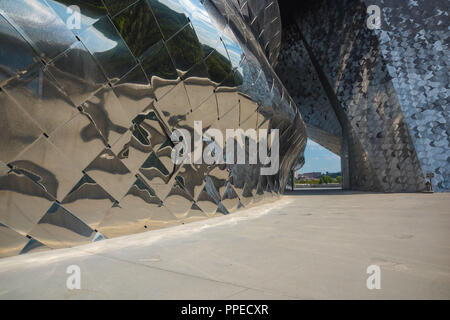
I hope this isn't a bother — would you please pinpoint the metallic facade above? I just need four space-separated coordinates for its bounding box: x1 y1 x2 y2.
229 0 282 67
276 0 449 192
0 0 306 258
1 0 447 259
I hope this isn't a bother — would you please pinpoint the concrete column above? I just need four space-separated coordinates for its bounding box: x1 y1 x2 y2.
341 135 350 190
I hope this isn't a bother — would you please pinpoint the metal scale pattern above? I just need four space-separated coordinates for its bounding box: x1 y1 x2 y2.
276 0 448 192
0 0 306 258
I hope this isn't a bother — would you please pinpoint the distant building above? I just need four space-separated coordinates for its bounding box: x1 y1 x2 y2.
298 172 322 180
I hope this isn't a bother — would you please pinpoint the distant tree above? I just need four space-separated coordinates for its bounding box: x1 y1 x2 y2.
336 176 342 183
319 175 334 184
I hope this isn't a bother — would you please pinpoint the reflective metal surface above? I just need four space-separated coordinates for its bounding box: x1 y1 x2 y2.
0 0 306 257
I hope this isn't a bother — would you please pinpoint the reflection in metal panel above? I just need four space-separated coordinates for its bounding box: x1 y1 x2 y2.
0 0 306 258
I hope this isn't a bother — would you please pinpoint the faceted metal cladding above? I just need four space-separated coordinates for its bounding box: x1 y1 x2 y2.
0 0 306 258
227 0 283 67
276 0 449 192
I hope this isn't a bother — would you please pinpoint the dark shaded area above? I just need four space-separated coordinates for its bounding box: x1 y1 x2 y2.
149 0 189 39
103 0 136 16
141 40 178 80
277 0 301 26
165 24 203 72
204 48 233 83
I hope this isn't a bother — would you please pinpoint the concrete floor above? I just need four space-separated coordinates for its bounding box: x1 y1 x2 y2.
0 190 449 299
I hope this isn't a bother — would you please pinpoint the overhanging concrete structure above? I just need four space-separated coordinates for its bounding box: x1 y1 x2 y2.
276 0 449 192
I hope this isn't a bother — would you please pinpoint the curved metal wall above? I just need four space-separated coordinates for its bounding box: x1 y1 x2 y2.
0 0 306 258
227 0 283 67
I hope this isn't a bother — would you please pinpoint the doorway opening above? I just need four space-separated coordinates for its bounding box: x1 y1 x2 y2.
296 139 342 190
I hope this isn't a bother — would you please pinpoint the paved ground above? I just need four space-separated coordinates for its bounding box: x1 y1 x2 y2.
0 190 449 299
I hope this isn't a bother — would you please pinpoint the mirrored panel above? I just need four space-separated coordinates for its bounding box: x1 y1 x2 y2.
46 0 108 35
182 61 215 111
0 223 29 258
49 112 107 170
221 182 239 213
103 0 138 17
4 65 77 134
0 14 39 83
79 16 136 82
82 86 131 146
154 81 191 129
19 237 50 255
112 0 163 58
84 148 136 201
47 41 107 107
28 202 96 249
0 169 55 236
0 91 42 163
112 64 155 118
61 173 116 229
1 0 77 62
141 40 178 84
10 137 84 201
148 0 189 40
162 180 195 219
166 23 203 73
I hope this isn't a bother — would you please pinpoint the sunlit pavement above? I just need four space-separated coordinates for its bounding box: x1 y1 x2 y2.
0 191 449 299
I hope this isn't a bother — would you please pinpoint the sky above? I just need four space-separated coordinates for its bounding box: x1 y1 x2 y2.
298 139 341 174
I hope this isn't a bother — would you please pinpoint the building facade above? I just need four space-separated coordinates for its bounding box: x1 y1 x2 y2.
0 0 448 258
0 0 306 258
276 0 449 192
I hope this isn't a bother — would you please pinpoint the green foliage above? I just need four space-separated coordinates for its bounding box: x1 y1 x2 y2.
80 0 237 85
112 1 162 58
297 179 320 185
149 0 189 39
319 175 334 184
166 24 203 71
204 48 233 83
141 41 177 80
103 0 136 16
